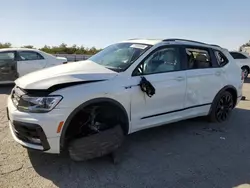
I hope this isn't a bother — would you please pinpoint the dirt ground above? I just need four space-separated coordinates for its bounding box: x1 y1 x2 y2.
1 80 250 188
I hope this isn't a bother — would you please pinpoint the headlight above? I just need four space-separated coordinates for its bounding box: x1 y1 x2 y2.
16 95 63 113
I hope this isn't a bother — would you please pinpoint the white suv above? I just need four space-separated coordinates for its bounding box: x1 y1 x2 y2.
7 39 243 160
230 51 250 79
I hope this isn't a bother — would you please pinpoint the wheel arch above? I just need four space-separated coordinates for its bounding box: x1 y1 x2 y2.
241 65 250 72
213 85 238 107
60 97 129 150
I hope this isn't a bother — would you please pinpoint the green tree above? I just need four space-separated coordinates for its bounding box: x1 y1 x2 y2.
239 40 250 51
22 45 34 49
0 42 101 55
0 42 12 48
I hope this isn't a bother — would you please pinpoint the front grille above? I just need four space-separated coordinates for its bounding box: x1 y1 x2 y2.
12 121 50 151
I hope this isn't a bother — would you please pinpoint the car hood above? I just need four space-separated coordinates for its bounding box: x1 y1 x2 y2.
15 60 118 90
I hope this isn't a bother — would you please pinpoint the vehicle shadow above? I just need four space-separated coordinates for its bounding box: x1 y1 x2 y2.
28 107 250 188
0 84 14 94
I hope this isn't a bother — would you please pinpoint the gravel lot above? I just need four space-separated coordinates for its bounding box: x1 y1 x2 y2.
1 81 250 188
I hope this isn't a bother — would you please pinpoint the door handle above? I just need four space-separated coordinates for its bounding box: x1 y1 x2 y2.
175 76 185 81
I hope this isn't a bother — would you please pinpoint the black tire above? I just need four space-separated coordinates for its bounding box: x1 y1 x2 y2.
68 125 124 161
208 91 234 123
242 67 249 79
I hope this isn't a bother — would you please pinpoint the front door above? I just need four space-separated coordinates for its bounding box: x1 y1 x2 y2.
129 45 187 132
17 51 47 76
0 51 18 82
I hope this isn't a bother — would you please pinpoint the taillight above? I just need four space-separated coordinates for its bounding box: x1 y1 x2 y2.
241 71 244 80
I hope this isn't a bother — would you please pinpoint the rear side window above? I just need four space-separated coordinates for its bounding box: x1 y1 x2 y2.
18 51 44 61
214 51 228 67
0 52 15 60
230 52 247 59
0 52 15 65
186 48 212 69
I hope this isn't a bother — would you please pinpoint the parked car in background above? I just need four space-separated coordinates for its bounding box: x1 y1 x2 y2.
53 54 92 62
230 51 250 79
7 39 243 161
0 48 67 83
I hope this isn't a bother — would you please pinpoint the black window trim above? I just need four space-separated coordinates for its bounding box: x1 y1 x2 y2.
132 45 186 77
17 51 45 61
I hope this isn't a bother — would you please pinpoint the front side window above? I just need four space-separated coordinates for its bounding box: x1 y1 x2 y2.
134 47 181 75
186 48 212 69
18 51 44 61
89 43 151 72
230 52 247 59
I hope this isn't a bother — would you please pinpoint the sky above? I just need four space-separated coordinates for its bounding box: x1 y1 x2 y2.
0 0 250 50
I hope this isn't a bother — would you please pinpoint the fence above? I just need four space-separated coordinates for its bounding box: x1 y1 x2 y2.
53 54 92 62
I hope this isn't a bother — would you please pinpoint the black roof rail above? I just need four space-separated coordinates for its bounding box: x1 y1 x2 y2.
163 38 207 45
163 38 221 48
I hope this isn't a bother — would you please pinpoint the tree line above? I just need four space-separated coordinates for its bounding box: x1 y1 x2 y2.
239 40 250 51
0 42 102 55
1 40 249 53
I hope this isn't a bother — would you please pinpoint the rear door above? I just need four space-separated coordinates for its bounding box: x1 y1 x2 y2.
0 51 18 82
17 51 47 76
184 46 224 111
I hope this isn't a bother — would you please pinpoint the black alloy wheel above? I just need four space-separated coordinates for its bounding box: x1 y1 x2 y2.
215 92 234 122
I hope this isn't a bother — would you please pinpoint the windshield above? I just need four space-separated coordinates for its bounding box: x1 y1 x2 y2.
89 43 151 72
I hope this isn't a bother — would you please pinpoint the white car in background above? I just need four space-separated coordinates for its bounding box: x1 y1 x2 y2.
0 48 67 83
230 51 250 79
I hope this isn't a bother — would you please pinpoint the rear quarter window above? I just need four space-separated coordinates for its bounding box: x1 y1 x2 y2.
214 50 228 67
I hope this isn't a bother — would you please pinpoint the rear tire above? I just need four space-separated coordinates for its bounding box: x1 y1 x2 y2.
208 91 234 123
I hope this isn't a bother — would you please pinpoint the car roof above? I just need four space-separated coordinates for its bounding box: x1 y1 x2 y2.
121 39 163 45
121 38 222 50
0 48 41 52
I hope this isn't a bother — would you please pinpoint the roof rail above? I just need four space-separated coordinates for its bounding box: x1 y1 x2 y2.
163 38 207 45
163 38 221 48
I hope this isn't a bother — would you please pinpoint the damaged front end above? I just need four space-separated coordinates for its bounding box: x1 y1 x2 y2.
68 125 124 161
65 104 126 162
